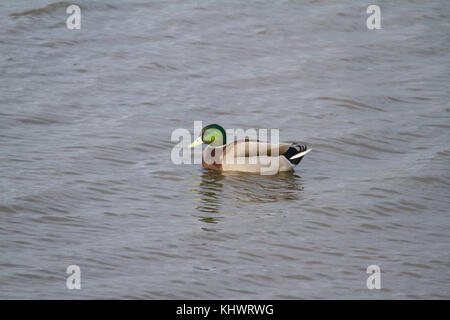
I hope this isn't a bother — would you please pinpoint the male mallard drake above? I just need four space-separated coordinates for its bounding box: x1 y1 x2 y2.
189 124 311 174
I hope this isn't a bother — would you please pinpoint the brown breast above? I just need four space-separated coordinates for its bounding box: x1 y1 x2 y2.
202 147 223 171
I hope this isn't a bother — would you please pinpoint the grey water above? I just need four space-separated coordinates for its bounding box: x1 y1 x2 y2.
0 0 449 299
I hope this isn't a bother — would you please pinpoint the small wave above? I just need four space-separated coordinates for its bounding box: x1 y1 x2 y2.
316 97 386 112
16 116 65 125
10 1 118 18
10 1 71 17
0 205 15 214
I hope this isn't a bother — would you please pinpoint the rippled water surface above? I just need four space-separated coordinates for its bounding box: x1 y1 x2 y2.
1 0 449 299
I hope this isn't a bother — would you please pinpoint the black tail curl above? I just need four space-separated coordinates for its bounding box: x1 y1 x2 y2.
283 144 308 165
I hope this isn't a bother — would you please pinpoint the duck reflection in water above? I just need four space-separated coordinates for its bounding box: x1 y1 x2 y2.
194 169 303 230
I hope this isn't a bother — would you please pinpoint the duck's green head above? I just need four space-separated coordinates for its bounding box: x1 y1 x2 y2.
189 124 226 148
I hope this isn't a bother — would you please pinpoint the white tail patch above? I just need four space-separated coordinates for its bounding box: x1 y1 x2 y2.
290 148 312 160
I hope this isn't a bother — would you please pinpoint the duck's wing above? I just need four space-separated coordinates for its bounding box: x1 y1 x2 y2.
224 140 292 158
219 140 294 174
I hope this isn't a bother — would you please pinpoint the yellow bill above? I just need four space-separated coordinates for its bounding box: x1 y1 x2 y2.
188 136 203 148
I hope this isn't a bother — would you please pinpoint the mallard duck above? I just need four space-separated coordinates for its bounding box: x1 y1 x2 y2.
189 124 311 174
